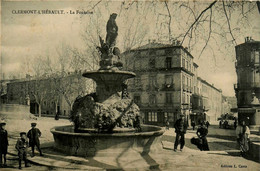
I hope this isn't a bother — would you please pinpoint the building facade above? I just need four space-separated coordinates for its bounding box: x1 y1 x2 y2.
123 42 223 126
234 37 260 127
6 71 94 116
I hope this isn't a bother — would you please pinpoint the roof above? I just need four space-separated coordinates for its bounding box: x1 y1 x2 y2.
132 42 174 50
197 77 222 92
236 40 260 47
124 42 194 58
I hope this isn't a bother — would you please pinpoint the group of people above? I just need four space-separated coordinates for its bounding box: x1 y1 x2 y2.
173 114 210 152
0 122 43 169
172 114 251 156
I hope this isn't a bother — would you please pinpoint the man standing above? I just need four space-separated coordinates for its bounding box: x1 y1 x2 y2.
27 123 43 157
0 122 8 168
191 120 195 130
174 114 187 152
16 132 30 169
205 121 210 129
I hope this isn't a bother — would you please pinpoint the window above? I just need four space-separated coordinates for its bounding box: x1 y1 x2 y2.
148 111 158 122
166 93 172 104
182 58 185 68
166 57 172 69
190 79 192 92
165 75 172 85
182 93 185 104
187 77 189 88
255 51 259 64
150 75 157 87
149 94 156 104
149 58 156 68
134 95 141 104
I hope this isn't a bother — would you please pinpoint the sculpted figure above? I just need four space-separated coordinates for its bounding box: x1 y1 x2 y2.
96 13 122 69
106 13 118 49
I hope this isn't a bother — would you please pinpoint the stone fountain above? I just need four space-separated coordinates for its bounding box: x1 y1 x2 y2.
51 13 164 157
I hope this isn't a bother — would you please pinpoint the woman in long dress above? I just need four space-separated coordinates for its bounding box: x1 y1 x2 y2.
196 121 210 151
235 120 250 156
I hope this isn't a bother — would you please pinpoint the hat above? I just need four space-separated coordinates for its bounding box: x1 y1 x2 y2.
0 120 6 125
31 123 37 126
0 122 6 126
20 132 26 136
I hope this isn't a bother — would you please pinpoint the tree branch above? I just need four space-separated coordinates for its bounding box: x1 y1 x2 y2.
199 8 213 59
222 1 237 45
164 1 172 42
181 1 217 45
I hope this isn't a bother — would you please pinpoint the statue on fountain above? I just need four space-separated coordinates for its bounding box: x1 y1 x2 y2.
97 13 123 70
70 13 140 133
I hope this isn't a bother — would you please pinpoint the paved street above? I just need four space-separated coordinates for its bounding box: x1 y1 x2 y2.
1 110 260 170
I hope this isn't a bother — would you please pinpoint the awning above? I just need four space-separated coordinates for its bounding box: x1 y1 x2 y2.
238 108 256 114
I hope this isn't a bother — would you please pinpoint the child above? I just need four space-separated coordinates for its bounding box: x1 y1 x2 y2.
16 132 30 169
0 122 8 168
27 123 43 157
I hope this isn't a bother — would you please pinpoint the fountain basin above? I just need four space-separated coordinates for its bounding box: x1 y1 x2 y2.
51 125 164 157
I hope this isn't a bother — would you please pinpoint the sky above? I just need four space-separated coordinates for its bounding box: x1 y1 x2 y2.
1 0 260 97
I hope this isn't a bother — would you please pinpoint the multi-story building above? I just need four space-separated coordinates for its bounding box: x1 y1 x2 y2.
234 37 260 127
123 42 223 126
199 78 223 121
6 71 94 116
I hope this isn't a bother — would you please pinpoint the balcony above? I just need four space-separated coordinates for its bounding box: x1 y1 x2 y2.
161 83 174 91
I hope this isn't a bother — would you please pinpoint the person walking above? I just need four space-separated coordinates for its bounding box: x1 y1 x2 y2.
236 120 250 157
196 121 210 151
27 123 43 157
55 111 60 120
191 121 195 130
173 114 187 152
0 122 8 168
16 132 30 169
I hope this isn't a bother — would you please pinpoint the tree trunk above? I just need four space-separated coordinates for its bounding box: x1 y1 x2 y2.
39 104 42 117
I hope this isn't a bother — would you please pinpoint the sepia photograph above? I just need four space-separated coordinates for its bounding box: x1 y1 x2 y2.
0 0 260 170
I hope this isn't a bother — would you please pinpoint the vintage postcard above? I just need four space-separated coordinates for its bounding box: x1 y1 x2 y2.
0 0 259 170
